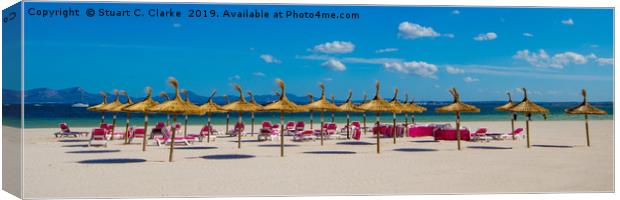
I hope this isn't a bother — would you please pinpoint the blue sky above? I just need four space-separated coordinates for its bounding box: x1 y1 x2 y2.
22 3 613 102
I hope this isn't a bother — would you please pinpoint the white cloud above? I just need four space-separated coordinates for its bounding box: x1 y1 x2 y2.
228 75 241 81
451 10 460 15
445 66 465 74
321 59 346 71
464 76 479 83
561 18 574 25
297 55 402 65
375 48 398 53
260 54 282 64
596 58 613 66
398 21 440 39
252 72 266 77
383 61 438 78
311 41 355 54
473 32 497 41
523 32 534 37
513 49 588 68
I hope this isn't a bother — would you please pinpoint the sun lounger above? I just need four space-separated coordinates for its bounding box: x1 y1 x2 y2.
228 122 245 137
128 128 145 144
88 128 108 147
486 128 525 140
154 127 195 146
325 123 346 139
187 125 217 142
293 130 317 141
54 123 88 138
283 121 296 136
258 121 279 141
434 127 471 141
470 128 491 142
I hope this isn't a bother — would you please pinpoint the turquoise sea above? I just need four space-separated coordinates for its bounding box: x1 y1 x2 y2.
2 102 613 128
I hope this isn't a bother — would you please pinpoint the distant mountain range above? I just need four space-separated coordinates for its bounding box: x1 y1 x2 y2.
1 87 330 105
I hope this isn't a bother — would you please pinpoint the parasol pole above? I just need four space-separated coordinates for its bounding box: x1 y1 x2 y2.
207 112 212 143
169 115 177 162
331 95 335 123
346 112 350 139
511 113 516 140
225 112 230 135
111 114 117 140
166 115 170 127
250 112 255 136
526 113 531 148
184 114 188 137
363 112 367 134
124 113 131 144
585 114 590 147
456 112 461 150
376 112 381 154
142 113 148 151
310 111 314 129
280 111 285 157
101 111 105 124
237 112 243 149
392 112 397 144
320 111 325 146
411 114 415 125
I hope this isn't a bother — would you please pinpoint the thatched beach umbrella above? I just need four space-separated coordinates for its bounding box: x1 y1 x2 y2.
406 97 427 126
223 84 262 149
305 83 340 146
123 87 159 151
435 88 480 151
109 90 134 144
182 89 203 137
496 92 517 140
262 79 308 157
247 91 263 136
87 91 108 124
101 90 123 140
338 90 364 139
508 88 548 148
388 88 406 144
359 81 400 154
565 89 606 147
149 77 201 162
159 92 171 126
199 91 226 143
307 93 315 129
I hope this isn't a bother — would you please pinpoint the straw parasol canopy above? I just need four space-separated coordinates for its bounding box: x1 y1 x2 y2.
247 91 263 136
123 87 160 151
358 81 400 154
222 84 262 148
159 91 171 126
101 89 123 139
199 90 226 143
110 90 134 143
180 89 204 137
262 79 308 157
87 91 108 124
435 88 480 150
508 88 548 148
305 83 340 145
338 90 364 139
565 89 607 147
387 88 406 144
148 77 196 162
405 96 427 125
495 92 518 140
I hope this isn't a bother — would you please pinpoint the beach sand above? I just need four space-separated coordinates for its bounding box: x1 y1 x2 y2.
12 120 614 198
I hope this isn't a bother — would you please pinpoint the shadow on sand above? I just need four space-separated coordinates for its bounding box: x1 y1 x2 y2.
78 158 146 164
533 144 574 148
58 139 89 143
66 150 121 154
201 154 255 160
411 140 439 143
304 151 357 155
257 144 299 147
336 141 374 145
393 148 438 152
62 144 90 148
174 146 218 150
229 140 261 143
467 146 513 150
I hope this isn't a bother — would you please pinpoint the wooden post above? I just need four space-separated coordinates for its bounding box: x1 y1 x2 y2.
142 114 148 151
404 112 409 137
225 112 230 135
511 113 516 140
320 111 324 146
101 111 105 124
376 113 381 154
207 113 212 143
124 112 130 144
310 112 314 129
184 115 188 137
238 112 242 149
169 115 177 162
280 112 284 157
526 114 531 148
392 112 396 144
346 113 350 139
411 114 415 125
111 114 117 140
456 112 461 151
585 114 590 147
166 114 170 126
331 112 335 123
250 112 255 136
363 113 367 134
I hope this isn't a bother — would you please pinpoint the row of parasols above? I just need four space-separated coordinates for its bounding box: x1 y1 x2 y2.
87 77 606 162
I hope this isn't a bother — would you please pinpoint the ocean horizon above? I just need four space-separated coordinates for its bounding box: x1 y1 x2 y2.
3 102 613 128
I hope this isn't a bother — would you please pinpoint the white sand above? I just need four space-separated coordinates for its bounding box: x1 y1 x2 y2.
13 120 614 198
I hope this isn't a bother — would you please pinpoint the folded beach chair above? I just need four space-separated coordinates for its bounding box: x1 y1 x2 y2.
228 122 245 137
352 127 362 140
325 123 346 140
88 128 108 147
187 125 217 142
154 127 195 146
54 123 88 138
340 121 361 133
283 121 296 136
294 121 305 133
470 128 491 142
150 122 167 139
